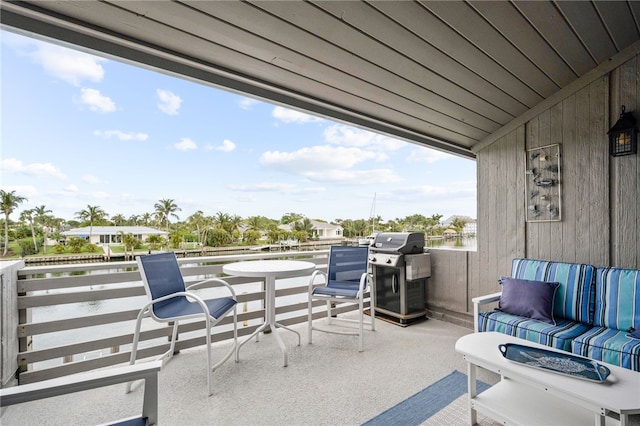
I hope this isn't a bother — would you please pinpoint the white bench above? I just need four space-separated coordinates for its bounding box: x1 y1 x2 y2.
1 361 162 426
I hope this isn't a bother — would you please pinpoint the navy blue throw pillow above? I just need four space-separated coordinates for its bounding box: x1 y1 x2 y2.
498 277 560 325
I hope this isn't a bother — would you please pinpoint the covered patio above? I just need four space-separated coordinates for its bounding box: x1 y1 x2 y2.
2 1 640 424
2 0 640 322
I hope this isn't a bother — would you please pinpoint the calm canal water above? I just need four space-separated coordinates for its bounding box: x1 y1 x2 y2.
426 236 476 250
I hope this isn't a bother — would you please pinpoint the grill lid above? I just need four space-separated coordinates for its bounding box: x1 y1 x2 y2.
371 232 425 254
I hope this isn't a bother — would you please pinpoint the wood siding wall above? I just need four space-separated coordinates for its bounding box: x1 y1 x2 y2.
611 57 640 267
472 54 640 304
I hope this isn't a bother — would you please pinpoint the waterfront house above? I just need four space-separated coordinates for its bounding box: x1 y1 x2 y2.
61 226 168 246
278 220 344 240
441 215 477 236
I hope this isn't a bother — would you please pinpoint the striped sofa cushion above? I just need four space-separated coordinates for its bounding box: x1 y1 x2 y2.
511 258 595 324
593 267 640 331
477 311 592 351
572 327 640 372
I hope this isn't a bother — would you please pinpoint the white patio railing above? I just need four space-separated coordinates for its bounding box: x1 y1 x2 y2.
2 246 477 386
6 249 350 385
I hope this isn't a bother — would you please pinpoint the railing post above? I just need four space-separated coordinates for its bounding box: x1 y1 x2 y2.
1 260 25 389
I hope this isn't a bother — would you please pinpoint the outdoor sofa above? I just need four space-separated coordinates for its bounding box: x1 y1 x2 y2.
473 258 640 372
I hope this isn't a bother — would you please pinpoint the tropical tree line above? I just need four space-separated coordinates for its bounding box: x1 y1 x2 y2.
0 190 470 257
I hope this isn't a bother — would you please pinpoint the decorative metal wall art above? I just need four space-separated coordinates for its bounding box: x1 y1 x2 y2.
525 144 561 222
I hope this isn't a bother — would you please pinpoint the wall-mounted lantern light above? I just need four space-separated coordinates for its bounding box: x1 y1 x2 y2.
608 105 637 157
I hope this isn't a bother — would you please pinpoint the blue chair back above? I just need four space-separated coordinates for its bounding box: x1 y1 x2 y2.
138 252 187 314
327 246 369 288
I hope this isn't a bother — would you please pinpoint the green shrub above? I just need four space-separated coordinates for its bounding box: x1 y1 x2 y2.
67 237 86 253
17 238 37 256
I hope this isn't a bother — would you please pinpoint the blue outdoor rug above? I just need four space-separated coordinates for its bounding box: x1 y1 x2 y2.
362 370 490 426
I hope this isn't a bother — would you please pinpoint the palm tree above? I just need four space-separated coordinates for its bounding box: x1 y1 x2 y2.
75 205 108 242
154 199 181 232
280 212 304 224
214 211 232 233
187 210 206 247
34 205 52 225
229 214 243 241
38 213 58 255
110 214 127 226
127 214 141 226
20 209 38 253
245 215 265 231
0 190 28 256
138 212 152 226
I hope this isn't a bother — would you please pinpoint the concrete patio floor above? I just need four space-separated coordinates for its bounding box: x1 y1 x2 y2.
1 314 638 425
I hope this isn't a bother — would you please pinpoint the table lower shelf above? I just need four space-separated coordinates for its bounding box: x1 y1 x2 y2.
473 378 620 426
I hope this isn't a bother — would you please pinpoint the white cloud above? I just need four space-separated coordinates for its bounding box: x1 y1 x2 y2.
82 175 108 185
93 130 148 141
157 89 182 115
1 158 66 179
392 181 476 200
78 88 116 113
238 97 258 110
259 145 400 184
324 124 405 151
175 137 197 151
214 139 236 152
260 145 380 173
228 182 326 195
0 185 39 199
87 191 110 199
3 33 107 86
228 182 297 192
272 106 323 123
303 168 403 184
62 184 80 194
406 147 452 164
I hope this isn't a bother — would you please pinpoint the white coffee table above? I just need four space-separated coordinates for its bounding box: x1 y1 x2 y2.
455 332 640 426
223 260 316 367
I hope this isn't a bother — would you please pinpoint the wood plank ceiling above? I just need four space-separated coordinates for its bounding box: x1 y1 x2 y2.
3 1 640 159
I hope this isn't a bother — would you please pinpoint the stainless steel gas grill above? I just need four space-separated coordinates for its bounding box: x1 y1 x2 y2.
369 232 431 324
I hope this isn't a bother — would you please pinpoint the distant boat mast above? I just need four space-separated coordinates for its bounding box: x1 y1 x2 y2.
369 193 376 235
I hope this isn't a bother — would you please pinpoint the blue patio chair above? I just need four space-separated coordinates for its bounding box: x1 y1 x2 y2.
307 245 375 351
128 252 238 396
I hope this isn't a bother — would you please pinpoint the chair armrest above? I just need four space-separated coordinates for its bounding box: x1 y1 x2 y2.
308 270 327 292
187 277 237 298
471 292 502 305
472 292 502 333
1 361 161 425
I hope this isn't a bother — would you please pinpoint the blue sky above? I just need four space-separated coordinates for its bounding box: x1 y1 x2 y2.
1 30 476 223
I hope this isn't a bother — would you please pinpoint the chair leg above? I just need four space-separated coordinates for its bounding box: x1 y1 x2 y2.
204 315 213 397
126 309 146 393
370 299 376 331
308 296 313 345
325 300 333 325
232 307 239 362
358 297 364 352
166 321 179 362
214 307 237 369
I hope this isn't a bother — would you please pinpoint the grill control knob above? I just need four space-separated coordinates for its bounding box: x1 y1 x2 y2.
386 258 392 264
370 257 376 262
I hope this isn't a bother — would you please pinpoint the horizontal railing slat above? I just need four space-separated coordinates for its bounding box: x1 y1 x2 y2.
18 287 145 308
18 270 141 292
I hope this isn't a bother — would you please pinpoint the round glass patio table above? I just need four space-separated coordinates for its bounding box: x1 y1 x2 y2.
223 260 316 366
